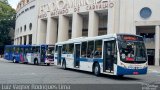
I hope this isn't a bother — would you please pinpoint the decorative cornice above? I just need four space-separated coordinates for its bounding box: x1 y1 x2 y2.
16 0 30 12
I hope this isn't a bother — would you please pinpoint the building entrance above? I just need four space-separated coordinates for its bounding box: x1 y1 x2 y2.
136 26 155 65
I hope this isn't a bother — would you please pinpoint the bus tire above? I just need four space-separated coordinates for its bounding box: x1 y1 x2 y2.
93 63 100 76
13 58 16 63
34 59 38 65
117 75 124 78
47 63 50 66
62 60 67 70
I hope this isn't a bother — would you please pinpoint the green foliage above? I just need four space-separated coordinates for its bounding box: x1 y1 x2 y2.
0 0 8 5
0 1 16 46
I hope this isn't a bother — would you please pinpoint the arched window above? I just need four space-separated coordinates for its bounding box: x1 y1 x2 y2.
24 25 26 31
29 23 32 30
20 27 22 32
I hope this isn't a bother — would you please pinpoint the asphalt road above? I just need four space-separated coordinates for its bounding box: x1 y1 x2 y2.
0 59 160 90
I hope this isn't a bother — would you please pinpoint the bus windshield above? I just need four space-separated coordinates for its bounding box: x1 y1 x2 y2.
46 46 54 56
118 35 147 63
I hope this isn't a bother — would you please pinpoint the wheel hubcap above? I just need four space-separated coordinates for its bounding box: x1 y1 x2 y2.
36 60 38 64
63 63 65 68
95 66 98 74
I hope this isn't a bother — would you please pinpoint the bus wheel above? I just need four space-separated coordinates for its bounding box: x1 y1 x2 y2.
94 63 100 76
13 58 16 63
47 63 50 66
62 60 66 70
34 59 38 65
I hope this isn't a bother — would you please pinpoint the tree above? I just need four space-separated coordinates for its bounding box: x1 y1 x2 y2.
0 1 16 46
0 0 8 4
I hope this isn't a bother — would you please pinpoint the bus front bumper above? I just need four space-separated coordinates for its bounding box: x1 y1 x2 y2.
45 59 54 64
117 66 148 75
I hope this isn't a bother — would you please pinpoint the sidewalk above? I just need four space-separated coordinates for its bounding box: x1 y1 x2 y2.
148 66 160 73
0 58 7 62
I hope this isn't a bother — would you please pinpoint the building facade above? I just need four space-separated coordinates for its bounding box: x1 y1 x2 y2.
14 0 38 45
14 0 160 66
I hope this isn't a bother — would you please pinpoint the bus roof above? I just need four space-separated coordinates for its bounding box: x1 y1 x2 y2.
55 33 142 45
56 34 117 45
5 45 31 47
5 44 55 47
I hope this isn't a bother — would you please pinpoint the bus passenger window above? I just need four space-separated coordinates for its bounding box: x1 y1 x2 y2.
55 45 58 53
12 47 15 53
81 42 87 58
15 47 19 53
94 40 102 58
68 44 74 54
20 48 24 53
62 44 67 54
32 46 39 53
6 47 9 53
87 41 94 58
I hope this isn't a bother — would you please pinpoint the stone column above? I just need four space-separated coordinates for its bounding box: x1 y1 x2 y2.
88 11 99 37
37 19 41 44
17 38 19 45
108 0 115 34
20 37 21 45
72 13 83 38
37 19 47 44
20 37 22 45
119 0 126 33
15 38 18 45
46 17 58 44
18 38 20 45
26 35 29 45
58 15 69 42
22 36 24 45
155 25 160 66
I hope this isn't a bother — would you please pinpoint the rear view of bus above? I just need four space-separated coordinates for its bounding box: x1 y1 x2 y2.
116 34 148 75
45 45 54 65
26 45 54 66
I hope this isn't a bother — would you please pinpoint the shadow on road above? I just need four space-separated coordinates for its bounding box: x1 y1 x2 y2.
7 61 55 66
56 67 141 81
100 74 141 81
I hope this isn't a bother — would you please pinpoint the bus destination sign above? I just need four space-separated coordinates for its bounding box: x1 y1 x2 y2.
123 35 137 41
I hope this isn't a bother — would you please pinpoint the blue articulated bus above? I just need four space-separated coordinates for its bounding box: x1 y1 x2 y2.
4 44 54 66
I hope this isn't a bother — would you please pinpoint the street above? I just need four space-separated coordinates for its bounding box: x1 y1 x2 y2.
0 58 160 90
0 58 159 85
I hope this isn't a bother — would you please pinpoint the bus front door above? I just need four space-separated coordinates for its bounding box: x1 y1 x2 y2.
40 46 46 63
74 44 80 68
103 40 116 73
57 46 62 65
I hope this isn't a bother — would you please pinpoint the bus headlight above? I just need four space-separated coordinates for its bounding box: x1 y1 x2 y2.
120 63 127 68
